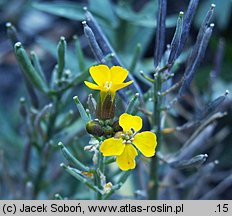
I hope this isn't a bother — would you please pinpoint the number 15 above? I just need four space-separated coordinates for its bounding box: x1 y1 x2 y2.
217 204 229 212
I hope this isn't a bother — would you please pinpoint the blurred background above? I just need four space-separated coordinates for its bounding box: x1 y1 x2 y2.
0 0 232 199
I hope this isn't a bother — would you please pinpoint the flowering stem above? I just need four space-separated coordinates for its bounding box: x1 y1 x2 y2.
149 73 162 199
95 152 104 200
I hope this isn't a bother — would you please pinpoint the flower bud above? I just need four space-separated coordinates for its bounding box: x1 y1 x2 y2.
96 93 115 120
86 120 104 136
112 120 123 132
114 131 123 139
103 125 114 137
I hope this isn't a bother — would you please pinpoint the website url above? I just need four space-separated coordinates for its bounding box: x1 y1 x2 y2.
87 203 184 214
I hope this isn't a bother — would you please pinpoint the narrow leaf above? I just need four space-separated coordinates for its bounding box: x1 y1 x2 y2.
14 42 48 93
73 96 89 124
58 142 89 172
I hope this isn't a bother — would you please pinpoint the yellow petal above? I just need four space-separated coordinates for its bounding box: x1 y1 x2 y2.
100 138 125 156
133 131 157 157
119 113 142 132
116 144 138 171
89 65 110 86
111 80 134 92
84 81 102 90
110 66 129 84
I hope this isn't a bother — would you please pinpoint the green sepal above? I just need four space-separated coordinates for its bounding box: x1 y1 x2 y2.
96 92 115 120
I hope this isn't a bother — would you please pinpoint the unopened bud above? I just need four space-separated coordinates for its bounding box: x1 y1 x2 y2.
104 125 114 137
86 120 104 136
114 131 123 139
112 120 123 133
96 93 115 120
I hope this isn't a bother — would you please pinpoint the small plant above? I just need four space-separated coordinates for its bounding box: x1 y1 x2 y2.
2 0 231 200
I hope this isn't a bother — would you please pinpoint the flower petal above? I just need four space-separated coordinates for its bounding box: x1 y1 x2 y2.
89 65 110 86
100 138 125 156
84 81 102 90
119 113 142 132
111 80 134 92
110 66 129 84
116 144 138 171
133 131 157 157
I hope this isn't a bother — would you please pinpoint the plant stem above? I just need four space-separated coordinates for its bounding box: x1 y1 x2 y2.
148 73 162 199
33 95 61 198
95 152 104 200
33 145 52 198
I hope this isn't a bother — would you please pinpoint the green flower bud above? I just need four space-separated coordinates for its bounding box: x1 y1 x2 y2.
103 125 114 137
86 120 104 136
96 92 115 120
112 120 123 132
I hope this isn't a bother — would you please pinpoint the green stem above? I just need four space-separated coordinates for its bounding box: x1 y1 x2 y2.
148 74 162 199
33 95 61 198
95 152 105 200
46 95 61 140
33 145 52 198
104 157 116 165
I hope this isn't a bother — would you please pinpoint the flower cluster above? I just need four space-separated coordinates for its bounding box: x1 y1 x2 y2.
85 64 157 170
100 113 157 170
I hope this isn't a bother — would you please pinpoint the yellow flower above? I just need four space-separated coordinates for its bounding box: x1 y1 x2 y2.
84 64 133 99
100 113 157 171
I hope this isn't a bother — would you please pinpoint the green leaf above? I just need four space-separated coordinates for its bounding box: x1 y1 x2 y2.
30 51 46 83
113 1 176 54
115 1 176 28
126 93 140 114
89 0 118 28
14 42 48 93
37 37 92 72
60 163 102 194
135 15 177 28
57 36 67 79
58 142 89 172
73 36 85 71
32 1 118 29
123 27 154 54
129 43 141 72
32 2 85 20
73 96 89 124
37 37 78 72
